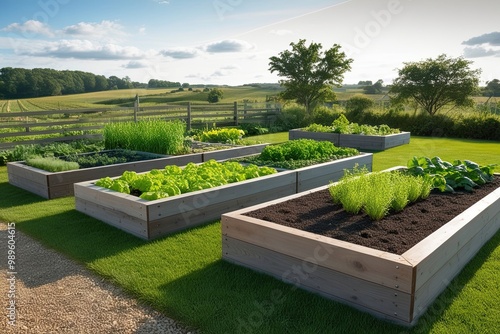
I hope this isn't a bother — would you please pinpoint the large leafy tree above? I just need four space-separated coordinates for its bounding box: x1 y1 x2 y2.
207 88 223 103
269 39 353 114
390 54 481 115
484 79 500 97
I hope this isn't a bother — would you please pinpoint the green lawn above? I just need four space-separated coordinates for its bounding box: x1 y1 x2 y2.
0 135 499 333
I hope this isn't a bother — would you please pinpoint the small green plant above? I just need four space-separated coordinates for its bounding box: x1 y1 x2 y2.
25 156 79 172
240 139 359 169
197 128 245 144
407 156 496 192
329 169 432 221
304 115 400 135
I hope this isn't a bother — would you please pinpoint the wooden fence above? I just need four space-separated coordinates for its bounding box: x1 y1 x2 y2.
0 101 281 149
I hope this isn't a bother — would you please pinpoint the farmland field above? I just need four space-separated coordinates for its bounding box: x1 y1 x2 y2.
0 86 286 111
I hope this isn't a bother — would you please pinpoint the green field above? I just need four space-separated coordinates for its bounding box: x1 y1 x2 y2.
0 86 287 111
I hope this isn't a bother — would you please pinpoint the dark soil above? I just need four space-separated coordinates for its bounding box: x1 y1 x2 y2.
245 178 500 255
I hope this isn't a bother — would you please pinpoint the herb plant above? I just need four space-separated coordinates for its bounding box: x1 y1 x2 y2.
103 120 187 155
25 156 80 172
329 167 432 221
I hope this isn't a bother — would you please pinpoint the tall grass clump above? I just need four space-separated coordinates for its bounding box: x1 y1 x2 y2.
329 169 432 221
104 120 186 155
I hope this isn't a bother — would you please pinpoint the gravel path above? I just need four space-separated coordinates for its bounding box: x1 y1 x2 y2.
0 223 197 334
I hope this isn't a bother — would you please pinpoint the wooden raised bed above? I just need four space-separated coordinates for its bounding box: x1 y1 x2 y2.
221 171 500 326
7 144 268 199
289 129 411 150
74 153 373 240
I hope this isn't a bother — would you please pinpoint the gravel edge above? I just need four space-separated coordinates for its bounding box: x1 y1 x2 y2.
0 223 197 334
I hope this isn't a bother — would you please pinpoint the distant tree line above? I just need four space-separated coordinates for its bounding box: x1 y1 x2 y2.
147 79 182 89
0 67 146 99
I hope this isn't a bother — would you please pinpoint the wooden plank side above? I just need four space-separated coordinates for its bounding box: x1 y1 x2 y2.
74 182 148 220
202 144 268 161
147 171 297 220
75 197 148 239
412 209 500 321
7 171 50 199
148 182 297 239
7 162 49 185
47 184 73 199
403 188 500 291
222 214 414 293
296 153 373 192
223 236 412 324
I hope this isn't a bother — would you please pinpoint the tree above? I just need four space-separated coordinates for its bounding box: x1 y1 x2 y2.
363 79 384 94
389 54 481 115
269 39 353 114
484 79 500 97
207 88 223 103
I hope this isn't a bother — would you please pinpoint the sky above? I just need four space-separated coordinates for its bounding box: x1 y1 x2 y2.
1 0 499 86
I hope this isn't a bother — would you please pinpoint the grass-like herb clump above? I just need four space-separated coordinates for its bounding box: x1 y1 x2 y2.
104 120 187 155
329 166 432 220
62 150 164 168
25 156 80 172
238 139 359 169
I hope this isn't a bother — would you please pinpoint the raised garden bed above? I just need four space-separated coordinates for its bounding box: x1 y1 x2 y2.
74 153 373 240
221 169 500 327
289 129 411 150
7 143 268 199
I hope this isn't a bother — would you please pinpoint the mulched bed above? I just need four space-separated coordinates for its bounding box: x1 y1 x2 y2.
245 177 500 255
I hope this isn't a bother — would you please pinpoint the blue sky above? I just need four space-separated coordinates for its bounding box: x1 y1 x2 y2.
1 0 499 86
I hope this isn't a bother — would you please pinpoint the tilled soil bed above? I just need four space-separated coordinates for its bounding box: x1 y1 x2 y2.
245 177 500 255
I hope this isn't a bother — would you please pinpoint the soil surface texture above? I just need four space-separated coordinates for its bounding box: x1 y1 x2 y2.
245 177 500 255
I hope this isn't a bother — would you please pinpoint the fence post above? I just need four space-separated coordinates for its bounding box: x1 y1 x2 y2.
134 94 139 122
233 101 238 126
187 102 192 131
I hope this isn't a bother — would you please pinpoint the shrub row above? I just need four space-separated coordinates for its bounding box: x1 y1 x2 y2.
274 104 500 141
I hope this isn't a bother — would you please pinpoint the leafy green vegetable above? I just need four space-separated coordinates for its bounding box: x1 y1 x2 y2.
94 160 277 200
407 156 496 192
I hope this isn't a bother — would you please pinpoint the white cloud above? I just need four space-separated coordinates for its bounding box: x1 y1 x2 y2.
26 39 145 60
160 47 199 59
463 46 500 58
462 32 500 46
62 20 125 39
204 39 254 53
1 20 53 37
123 60 149 69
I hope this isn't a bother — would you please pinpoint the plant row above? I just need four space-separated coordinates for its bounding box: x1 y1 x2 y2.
95 160 277 200
329 167 432 221
407 156 496 192
330 157 496 221
103 120 187 155
304 114 400 135
239 139 359 169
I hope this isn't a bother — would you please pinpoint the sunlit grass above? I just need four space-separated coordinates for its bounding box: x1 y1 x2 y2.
0 136 499 333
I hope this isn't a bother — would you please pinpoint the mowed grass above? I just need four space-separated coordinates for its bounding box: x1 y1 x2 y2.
0 136 499 333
